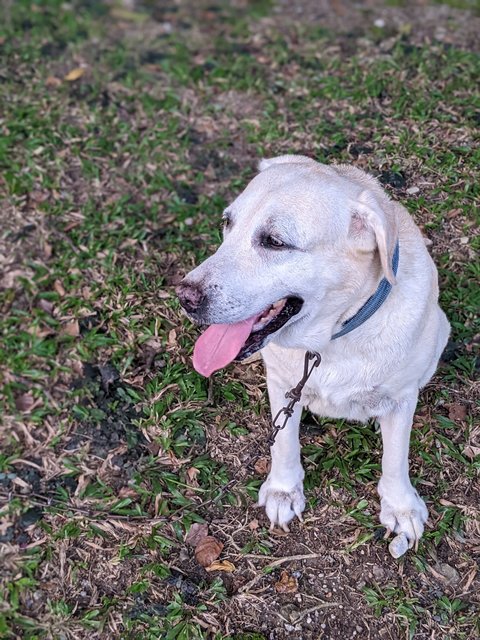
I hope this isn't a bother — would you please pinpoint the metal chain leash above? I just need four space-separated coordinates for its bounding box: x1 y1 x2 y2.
267 351 322 446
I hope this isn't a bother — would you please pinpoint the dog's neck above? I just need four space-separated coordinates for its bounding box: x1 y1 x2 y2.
332 241 399 340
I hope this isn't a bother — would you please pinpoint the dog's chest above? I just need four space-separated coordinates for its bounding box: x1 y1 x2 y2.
301 362 398 422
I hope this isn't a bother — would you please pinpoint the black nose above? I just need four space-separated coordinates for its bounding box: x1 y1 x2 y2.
176 282 206 314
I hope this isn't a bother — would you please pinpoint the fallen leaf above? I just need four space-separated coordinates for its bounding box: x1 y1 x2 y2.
429 562 461 586
28 326 55 339
195 535 223 567
254 457 270 475
274 570 298 594
185 522 209 547
0 518 13 536
45 75 61 88
206 560 235 573
54 279 66 297
186 466 200 484
60 319 80 337
463 445 480 460
43 242 53 258
248 519 259 531
1 268 32 289
64 67 85 81
118 486 139 499
64 220 82 232
12 476 31 490
38 299 55 315
447 403 468 422
447 208 462 219
15 393 34 413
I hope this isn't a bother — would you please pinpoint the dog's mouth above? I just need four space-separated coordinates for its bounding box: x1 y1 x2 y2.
192 296 303 377
237 296 303 361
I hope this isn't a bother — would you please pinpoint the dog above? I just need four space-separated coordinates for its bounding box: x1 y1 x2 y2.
177 155 450 551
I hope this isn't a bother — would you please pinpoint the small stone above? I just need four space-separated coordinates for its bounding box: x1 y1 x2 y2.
388 532 409 558
372 564 385 581
434 562 460 586
374 18 386 28
406 186 420 195
184 217 194 226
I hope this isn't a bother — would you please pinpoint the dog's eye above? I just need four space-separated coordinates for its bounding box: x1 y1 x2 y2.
261 234 286 249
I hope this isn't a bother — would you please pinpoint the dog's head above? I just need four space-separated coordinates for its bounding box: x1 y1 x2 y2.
177 155 398 376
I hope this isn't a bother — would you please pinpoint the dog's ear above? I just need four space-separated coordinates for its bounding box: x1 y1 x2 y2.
349 190 398 285
258 155 316 171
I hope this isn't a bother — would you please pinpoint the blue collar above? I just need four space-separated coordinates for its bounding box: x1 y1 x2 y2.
331 241 400 340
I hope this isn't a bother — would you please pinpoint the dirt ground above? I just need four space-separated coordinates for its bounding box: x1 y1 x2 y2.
0 1 479 639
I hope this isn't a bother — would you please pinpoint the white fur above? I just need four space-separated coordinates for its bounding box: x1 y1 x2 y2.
183 156 450 547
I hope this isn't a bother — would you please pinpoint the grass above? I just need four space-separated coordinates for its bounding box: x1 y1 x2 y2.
0 1 479 638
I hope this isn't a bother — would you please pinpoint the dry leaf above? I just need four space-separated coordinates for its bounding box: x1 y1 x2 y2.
38 299 55 315
12 476 30 490
0 518 13 536
15 393 34 413
254 457 270 475
185 522 209 547
195 535 223 567
64 67 85 81
60 320 80 337
45 76 61 87
186 467 200 487
28 326 55 339
274 570 298 594
447 208 462 219
1 268 32 289
463 445 480 460
447 403 468 422
64 220 82 232
43 242 53 258
118 486 139 499
206 560 235 573
54 279 66 297
248 519 259 531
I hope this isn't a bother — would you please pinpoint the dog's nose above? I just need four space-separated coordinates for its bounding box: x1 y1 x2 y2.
176 282 206 313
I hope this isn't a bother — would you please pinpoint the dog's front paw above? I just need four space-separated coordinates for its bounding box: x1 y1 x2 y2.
378 479 428 550
257 474 305 532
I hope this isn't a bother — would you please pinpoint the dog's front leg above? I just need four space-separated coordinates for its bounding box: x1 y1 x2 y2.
378 395 428 549
257 372 305 532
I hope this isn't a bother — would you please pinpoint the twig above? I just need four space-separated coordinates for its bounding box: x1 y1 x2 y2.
237 553 324 594
293 601 338 623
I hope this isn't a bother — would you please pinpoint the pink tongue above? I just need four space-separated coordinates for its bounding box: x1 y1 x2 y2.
193 315 257 377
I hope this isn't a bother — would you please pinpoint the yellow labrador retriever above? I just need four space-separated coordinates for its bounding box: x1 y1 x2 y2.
177 155 450 553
